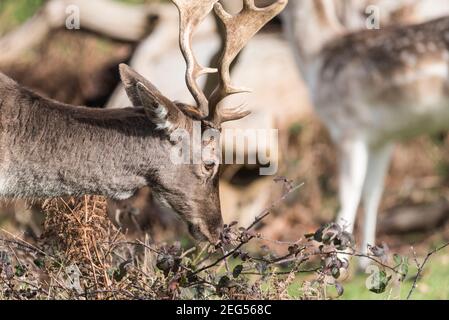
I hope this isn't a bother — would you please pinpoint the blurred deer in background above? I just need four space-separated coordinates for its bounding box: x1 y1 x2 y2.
0 0 287 243
284 0 449 267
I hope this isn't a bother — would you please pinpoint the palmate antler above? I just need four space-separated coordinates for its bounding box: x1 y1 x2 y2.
171 0 288 126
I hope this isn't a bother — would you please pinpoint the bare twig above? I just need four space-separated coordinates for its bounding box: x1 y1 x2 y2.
406 241 449 300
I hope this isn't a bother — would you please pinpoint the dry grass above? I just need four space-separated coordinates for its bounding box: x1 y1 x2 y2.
42 196 125 292
0 196 165 299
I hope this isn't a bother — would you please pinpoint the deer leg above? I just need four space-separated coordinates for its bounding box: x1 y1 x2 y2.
359 143 393 269
336 138 369 234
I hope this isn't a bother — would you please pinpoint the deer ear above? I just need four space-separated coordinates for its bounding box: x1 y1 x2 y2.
119 64 185 132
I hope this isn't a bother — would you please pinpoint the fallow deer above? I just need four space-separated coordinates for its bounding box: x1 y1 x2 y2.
0 0 287 244
283 0 449 266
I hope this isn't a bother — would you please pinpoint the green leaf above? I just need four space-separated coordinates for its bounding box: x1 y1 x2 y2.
14 264 26 277
393 254 402 266
218 276 231 289
332 267 340 279
398 257 409 281
232 265 243 278
393 255 409 281
33 258 44 269
179 274 189 287
367 270 391 294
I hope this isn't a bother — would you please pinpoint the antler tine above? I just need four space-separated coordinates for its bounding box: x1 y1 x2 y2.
171 0 219 118
209 0 288 125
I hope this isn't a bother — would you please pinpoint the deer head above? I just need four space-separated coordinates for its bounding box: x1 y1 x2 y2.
118 0 287 243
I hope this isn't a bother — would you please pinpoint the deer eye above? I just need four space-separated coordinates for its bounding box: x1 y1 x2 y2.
203 160 215 172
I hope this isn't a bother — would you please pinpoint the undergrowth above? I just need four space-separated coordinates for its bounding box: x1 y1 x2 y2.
0 189 415 300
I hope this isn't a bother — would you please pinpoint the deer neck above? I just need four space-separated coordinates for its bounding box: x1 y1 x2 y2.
0 85 169 200
284 0 344 91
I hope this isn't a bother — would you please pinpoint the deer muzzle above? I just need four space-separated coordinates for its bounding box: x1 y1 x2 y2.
187 217 223 245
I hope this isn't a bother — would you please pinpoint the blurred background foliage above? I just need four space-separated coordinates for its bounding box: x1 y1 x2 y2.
0 0 45 34
0 0 165 35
